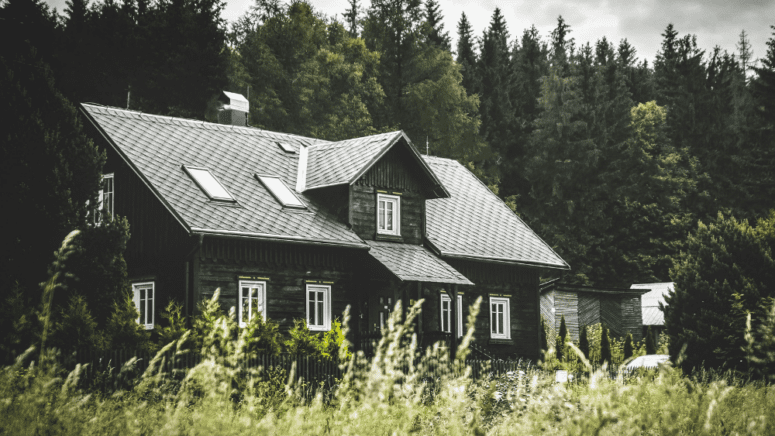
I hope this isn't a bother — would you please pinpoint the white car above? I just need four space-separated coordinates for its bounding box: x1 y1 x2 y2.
626 354 670 370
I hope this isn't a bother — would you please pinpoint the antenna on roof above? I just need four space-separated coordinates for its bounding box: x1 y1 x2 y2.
127 85 131 110
426 135 429 155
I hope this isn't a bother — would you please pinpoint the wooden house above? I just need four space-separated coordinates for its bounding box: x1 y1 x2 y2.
79 93 569 360
540 281 647 342
630 282 673 340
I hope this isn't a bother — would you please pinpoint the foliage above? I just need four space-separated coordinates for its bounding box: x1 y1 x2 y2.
744 301 775 382
50 294 105 352
242 310 284 357
666 211 775 374
559 315 568 343
104 290 152 353
579 325 590 360
623 332 633 360
645 326 657 354
600 324 612 365
158 300 188 346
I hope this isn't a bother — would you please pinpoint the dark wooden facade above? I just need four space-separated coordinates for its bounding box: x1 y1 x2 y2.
93 126 547 360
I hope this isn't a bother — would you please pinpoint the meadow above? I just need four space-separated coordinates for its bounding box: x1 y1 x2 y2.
1 294 773 436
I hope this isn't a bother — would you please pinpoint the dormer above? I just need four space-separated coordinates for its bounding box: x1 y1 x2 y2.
300 131 448 245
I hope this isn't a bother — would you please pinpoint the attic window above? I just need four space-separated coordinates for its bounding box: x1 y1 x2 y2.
277 142 295 153
256 175 306 208
183 166 235 201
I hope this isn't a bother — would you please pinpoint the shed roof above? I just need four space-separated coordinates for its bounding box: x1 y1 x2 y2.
423 156 570 270
631 282 673 326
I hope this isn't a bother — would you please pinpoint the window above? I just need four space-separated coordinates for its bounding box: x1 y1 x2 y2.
132 282 154 330
377 193 400 235
93 173 114 225
306 284 331 331
238 280 266 327
489 297 510 339
276 142 296 153
256 175 306 208
441 293 464 337
183 166 235 201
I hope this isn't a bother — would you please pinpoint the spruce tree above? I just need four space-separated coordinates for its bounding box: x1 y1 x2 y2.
455 12 478 95
624 332 634 360
600 325 612 365
559 315 568 344
343 0 361 37
555 334 564 362
422 0 450 51
645 326 656 354
540 317 549 351
752 26 775 125
579 325 590 359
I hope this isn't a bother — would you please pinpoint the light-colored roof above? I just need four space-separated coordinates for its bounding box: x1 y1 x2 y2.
424 156 570 270
365 240 473 285
631 282 673 326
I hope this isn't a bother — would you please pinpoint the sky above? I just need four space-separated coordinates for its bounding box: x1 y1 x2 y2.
43 0 774 67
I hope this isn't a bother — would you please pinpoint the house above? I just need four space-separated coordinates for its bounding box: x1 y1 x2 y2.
630 282 673 340
540 280 647 342
79 92 569 360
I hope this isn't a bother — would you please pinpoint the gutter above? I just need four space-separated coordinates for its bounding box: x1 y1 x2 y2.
190 228 370 250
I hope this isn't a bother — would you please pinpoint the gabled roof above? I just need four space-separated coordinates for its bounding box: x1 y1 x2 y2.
80 104 367 248
304 131 449 197
365 240 473 285
424 156 570 270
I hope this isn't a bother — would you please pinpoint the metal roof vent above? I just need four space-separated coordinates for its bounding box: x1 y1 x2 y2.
218 91 249 126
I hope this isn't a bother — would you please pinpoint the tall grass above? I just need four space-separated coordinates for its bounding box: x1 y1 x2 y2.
1 257 773 434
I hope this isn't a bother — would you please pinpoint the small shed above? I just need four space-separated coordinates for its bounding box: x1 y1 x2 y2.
630 282 673 339
540 281 648 342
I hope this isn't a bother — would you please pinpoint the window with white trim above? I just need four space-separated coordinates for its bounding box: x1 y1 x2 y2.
377 193 400 235
489 297 510 339
306 284 331 331
256 175 306 208
238 280 266 327
132 282 154 330
441 293 464 337
93 173 114 225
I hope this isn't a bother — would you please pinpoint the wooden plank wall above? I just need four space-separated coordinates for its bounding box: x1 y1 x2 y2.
578 294 600 331
446 260 541 361
540 291 555 335
621 296 643 341
600 296 624 337
198 238 359 333
351 186 424 244
554 291 579 341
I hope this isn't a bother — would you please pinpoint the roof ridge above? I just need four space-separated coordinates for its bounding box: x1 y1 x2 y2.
81 103 331 144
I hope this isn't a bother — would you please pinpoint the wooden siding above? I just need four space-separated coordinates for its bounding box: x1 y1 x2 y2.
350 184 424 244
355 145 425 193
444 260 541 361
600 296 624 337
621 296 643 341
197 237 359 332
554 291 579 341
578 294 601 331
540 291 555 334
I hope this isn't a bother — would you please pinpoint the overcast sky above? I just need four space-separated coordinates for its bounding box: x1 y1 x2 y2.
43 0 774 67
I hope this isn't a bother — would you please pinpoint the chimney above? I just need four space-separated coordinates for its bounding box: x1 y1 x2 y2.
218 91 249 126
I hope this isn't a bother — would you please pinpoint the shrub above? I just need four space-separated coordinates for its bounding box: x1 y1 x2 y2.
624 332 633 360
600 324 612 365
579 325 590 359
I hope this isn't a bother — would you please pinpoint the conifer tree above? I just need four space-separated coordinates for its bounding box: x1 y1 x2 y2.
579 325 590 359
559 315 568 344
422 0 450 51
752 26 775 125
645 326 656 354
600 325 612 365
555 334 564 362
455 12 478 95
624 332 634 360
540 317 549 351
343 0 361 37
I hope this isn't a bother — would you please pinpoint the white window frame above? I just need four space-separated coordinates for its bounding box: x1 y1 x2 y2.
489 296 511 339
377 193 400 236
238 280 267 328
93 173 114 225
306 284 331 331
441 293 464 337
182 165 235 201
256 174 306 208
132 281 155 330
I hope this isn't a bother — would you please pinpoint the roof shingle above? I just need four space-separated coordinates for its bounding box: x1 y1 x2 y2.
365 240 473 285
424 156 569 269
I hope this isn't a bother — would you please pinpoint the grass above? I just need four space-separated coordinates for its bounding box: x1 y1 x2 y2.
1 294 773 435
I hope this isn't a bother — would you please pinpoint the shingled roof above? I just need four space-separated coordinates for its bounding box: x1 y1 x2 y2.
365 240 473 285
424 156 569 270
80 103 569 271
80 104 366 248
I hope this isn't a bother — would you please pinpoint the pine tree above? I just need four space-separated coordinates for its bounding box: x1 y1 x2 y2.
343 0 361 37
455 12 478 95
624 332 634 360
600 324 612 365
540 317 549 351
422 0 450 51
105 290 151 352
559 315 568 344
752 26 775 124
579 325 590 359
555 334 564 362
0 42 105 302
645 326 656 354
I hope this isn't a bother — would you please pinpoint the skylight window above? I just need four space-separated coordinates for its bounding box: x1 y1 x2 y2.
256 175 305 208
277 142 295 153
183 166 235 201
